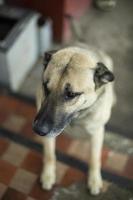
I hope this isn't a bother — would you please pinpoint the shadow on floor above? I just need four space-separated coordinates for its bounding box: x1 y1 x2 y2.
51 181 133 200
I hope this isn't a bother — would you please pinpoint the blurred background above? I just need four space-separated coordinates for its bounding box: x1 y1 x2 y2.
0 0 132 199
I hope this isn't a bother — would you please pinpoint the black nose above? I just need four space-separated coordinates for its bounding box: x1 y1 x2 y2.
32 120 50 136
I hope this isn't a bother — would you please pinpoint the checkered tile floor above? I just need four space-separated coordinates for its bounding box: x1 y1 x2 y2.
0 94 132 200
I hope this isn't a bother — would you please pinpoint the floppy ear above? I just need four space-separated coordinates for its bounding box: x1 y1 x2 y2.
43 50 58 70
94 62 114 89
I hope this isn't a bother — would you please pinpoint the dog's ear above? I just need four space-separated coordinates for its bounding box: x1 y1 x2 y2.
94 62 114 89
43 50 58 70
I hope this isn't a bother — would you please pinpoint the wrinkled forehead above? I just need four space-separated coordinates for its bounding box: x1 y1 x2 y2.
53 47 95 69
43 48 95 90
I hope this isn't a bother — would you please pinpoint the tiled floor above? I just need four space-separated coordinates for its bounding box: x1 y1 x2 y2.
0 94 132 199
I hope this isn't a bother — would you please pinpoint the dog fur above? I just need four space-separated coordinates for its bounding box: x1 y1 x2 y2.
33 45 115 195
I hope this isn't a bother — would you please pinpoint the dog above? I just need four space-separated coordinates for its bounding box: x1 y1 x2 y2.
33 45 115 195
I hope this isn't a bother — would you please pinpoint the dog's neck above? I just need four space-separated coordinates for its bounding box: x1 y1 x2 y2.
95 85 106 99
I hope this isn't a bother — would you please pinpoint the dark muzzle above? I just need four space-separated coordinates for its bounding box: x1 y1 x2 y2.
32 102 54 136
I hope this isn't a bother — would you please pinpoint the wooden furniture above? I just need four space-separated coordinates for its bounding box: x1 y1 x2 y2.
5 0 92 42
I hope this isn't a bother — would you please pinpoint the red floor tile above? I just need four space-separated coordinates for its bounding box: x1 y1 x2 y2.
0 160 17 185
0 96 20 114
15 102 36 120
30 178 54 200
21 150 43 174
123 157 133 179
0 111 9 124
61 167 86 187
0 138 10 156
1 187 27 200
0 95 36 120
21 121 35 139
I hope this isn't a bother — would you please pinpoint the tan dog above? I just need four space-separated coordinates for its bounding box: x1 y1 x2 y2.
33 45 115 195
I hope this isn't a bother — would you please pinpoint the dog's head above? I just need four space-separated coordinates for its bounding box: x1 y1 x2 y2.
33 47 114 137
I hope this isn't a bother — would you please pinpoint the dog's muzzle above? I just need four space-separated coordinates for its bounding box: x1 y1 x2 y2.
32 106 55 136
32 101 75 137
33 119 50 136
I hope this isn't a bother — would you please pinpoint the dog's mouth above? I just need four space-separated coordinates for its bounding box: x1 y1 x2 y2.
32 122 66 137
32 112 75 137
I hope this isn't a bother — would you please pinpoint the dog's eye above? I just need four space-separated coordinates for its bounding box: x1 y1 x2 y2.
43 81 50 96
64 83 83 101
64 91 82 101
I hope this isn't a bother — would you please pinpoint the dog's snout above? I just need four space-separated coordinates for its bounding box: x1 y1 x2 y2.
33 120 50 136
41 125 49 134
32 98 65 137
33 110 54 136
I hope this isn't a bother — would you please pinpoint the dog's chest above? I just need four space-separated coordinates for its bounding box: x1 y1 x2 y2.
65 123 89 139
64 111 98 139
